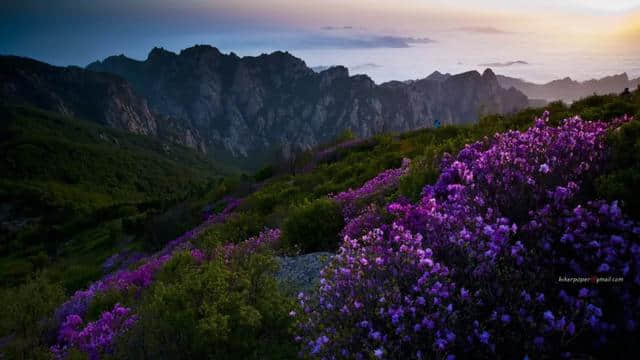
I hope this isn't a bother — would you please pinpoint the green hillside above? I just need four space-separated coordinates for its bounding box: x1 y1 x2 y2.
1 88 639 359
0 105 225 288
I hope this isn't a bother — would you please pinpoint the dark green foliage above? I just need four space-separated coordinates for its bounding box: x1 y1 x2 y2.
254 165 275 182
0 275 65 359
596 119 640 220
0 106 217 208
141 202 196 250
0 105 222 288
112 252 297 359
197 212 265 250
281 198 344 253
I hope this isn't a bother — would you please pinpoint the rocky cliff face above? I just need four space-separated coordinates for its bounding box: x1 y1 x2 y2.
88 45 528 164
0 56 157 135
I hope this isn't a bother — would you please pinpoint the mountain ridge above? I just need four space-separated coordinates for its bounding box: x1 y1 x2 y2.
0 55 157 135
87 45 528 165
496 73 640 102
1 46 529 169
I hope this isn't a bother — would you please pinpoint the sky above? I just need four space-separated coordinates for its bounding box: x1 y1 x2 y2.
2 0 640 83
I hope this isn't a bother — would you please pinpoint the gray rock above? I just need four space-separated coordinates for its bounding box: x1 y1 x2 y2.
276 252 334 294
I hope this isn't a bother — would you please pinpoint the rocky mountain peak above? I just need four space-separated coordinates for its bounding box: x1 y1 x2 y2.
426 71 450 82
147 46 176 61
319 66 350 87
482 68 497 81
179 44 222 59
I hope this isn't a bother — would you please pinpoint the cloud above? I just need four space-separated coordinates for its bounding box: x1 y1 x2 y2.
398 37 437 44
321 26 354 30
298 35 435 49
350 63 382 71
311 65 331 72
479 60 529 67
456 26 512 34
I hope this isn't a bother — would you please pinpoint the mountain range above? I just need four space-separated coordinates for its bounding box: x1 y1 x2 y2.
496 73 640 103
427 70 640 104
3 45 529 168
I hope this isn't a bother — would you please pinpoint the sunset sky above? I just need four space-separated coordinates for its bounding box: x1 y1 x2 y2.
2 1 640 82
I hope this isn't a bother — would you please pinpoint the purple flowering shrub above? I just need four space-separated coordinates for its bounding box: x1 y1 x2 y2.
332 158 410 219
51 224 212 359
340 204 396 240
51 303 137 360
296 224 458 358
220 228 282 261
202 196 243 223
296 113 640 358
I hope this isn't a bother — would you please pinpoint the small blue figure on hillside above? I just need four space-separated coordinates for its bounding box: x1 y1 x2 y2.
434 119 441 129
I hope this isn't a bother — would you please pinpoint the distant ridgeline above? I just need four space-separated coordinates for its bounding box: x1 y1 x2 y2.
496 73 640 103
0 45 528 169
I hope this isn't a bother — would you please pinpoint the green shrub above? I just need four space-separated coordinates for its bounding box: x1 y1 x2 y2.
398 158 439 201
254 165 275 182
113 253 296 359
281 198 344 253
0 275 65 359
197 212 264 250
595 119 640 220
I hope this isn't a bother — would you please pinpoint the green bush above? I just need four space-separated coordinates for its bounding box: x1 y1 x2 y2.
254 165 274 182
595 118 640 220
398 158 439 201
197 212 265 250
0 275 65 359
113 253 296 359
281 198 344 253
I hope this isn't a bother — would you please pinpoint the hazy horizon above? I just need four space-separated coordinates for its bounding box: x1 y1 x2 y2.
3 0 640 83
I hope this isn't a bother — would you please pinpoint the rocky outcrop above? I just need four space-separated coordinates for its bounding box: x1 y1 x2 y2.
88 45 528 164
497 73 640 102
0 56 157 135
277 252 334 293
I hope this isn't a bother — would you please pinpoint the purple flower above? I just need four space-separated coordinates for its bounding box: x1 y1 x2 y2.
534 336 544 347
539 163 550 174
578 288 589 298
479 331 490 344
598 263 610 273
